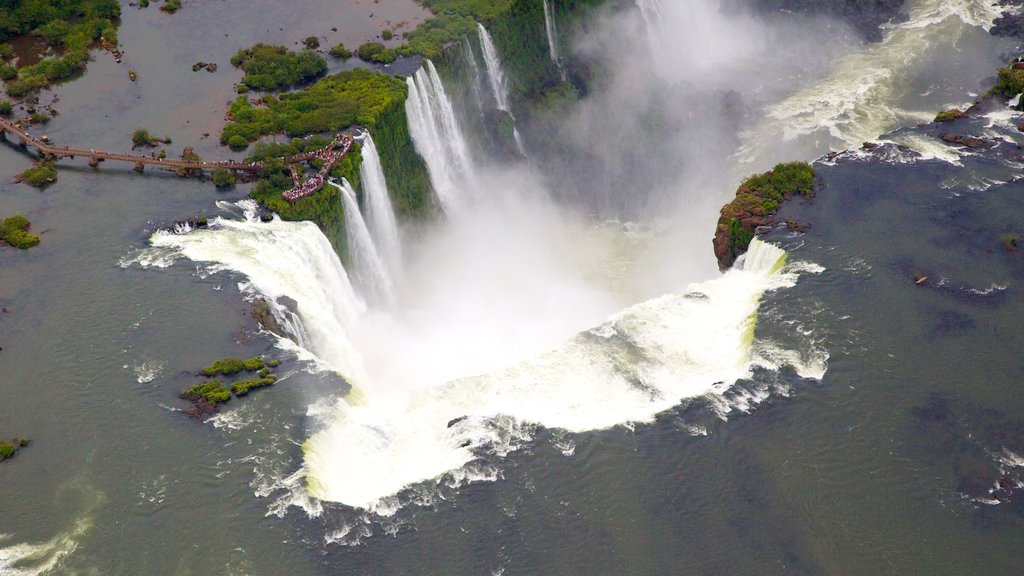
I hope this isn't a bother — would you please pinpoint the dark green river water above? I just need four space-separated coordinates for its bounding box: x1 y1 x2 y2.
3 1 1024 574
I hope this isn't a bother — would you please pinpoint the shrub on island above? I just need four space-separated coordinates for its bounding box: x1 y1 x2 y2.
181 380 230 404
935 108 964 123
211 168 236 187
229 44 326 92
1 214 41 249
230 376 276 396
329 42 352 59
21 164 57 188
200 358 245 377
242 356 264 371
220 68 406 146
0 0 122 97
713 162 814 270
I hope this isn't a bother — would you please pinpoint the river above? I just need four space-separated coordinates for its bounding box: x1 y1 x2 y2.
1 1 1023 574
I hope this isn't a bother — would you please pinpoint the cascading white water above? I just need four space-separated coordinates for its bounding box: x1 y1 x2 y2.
635 0 664 59
739 0 1009 163
405 61 476 212
149 207 371 384
298 238 822 510
357 133 403 284
336 179 394 308
476 23 527 155
462 37 487 119
477 23 512 113
543 0 566 80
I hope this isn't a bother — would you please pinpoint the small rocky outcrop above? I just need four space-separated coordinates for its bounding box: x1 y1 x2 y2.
720 0 907 42
713 162 815 270
939 133 997 149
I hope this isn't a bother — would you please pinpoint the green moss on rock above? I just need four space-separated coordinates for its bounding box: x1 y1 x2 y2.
1 214 40 249
181 379 231 404
229 44 326 92
20 163 57 188
231 376 276 396
713 162 814 270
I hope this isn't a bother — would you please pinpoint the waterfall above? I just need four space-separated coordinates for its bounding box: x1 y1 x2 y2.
462 37 487 119
335 179 394 307
405 61 475 212
148 208 370 383
477 22 511 113
476 23 527 155
302 237 825 509
358 133 403 284
635 0 663 58
543 0 567 81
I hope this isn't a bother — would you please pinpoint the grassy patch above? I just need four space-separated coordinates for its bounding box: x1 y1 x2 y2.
20 164 57 188
221 68 406 147
714 162 814 265
0 0 120 97
0 214 41 249
181 380 231 404
230 44 326 92
200 358 245 377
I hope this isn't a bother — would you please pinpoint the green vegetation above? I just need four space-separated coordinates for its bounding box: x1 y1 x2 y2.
356 42 396 64
0 438 24 461
20 164 57 188
394 0 514 59
242 356 265 371
0 100 11 116
185 355 282 408
160 0 181 13
989 60 1024 100
715 162 815 262
266 359 280 368
131 128 169 147
231 376 276 396
211 168 236 187
1 214 41 249
303 36 320 50
935 108 965 123
181 380 231 404
329 42 352 59
29 111 49 124
221 68 406 146
229 44 326 92
0 0 121 97
200 358 245 377
1003 233 1019 251
381 29 394 41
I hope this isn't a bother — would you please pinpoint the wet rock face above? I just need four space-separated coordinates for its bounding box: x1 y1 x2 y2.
992 1 1024 37
721 0 907 42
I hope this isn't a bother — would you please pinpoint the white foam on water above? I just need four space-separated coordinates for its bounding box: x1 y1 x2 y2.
132 360 164 384
0 518 91 576
303 239 825 510
740 0 1009 162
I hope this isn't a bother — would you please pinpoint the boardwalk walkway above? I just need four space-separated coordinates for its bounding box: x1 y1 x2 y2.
0 116 357 203
0 117 260 172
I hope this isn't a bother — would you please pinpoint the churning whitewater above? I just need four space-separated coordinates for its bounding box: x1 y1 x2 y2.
148 202 824 512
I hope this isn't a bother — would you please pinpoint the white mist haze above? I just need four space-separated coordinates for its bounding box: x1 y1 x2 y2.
139 0 1011 514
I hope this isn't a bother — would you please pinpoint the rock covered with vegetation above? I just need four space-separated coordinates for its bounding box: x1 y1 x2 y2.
0 214 41 249
19 164 57 188
181 355 282 418
132 128 171 148
229 43 326 92
713 162 815 270
0 437 29 462
0 0 121 97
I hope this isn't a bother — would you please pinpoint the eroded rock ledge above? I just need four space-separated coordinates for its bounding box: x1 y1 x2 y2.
713 162 815 270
